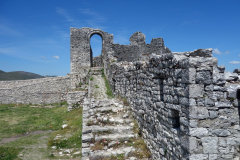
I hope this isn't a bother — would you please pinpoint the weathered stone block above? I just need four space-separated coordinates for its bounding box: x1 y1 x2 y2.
189 137 198 153
213 66 226 85
179 96 189 106
190 128 208 138
189 98 196 106
196 71 212 84
205 98 215 107
208 154 218 160
217 65 225 73
212 129 231 137
189 106 209 119
224 71 238 81
215 101 233 108
205 84 214 91
189 48 213 57
188 84 204 98
209 111 218 118
201 137 218 154
182 68 196 84
189 154 208 160
189 57 218 67
189 120 198 128
206 91 224 100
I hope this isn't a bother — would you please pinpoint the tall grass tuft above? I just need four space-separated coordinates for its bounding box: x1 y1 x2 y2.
101 68 114 98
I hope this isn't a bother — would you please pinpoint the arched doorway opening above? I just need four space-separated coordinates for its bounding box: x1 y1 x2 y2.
90 34 103 67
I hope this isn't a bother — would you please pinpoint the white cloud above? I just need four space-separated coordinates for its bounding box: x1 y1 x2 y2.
56 8 74 22
0 24 22 36
213 48 229 54
41 56 47 59
229 61 240 64
53 55 59 59
79 8 106 29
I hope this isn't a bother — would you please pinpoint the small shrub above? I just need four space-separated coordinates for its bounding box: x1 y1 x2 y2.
95 85 99 88
89 77 94 81
228 97 235 102
103 76 114 98
86 120 93 126
101 68 104 77
60 101 68 106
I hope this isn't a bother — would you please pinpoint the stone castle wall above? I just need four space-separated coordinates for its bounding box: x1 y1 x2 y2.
102 34 240 159
0 77 61 89
0 76 71 104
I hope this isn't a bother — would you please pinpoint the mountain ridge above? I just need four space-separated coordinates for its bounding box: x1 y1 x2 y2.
0 70 44 81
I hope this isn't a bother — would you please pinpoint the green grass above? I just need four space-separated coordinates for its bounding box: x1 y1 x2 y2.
0 103 83 159
101 70 114 98
0 147 23 160
0 104 69 139
47 107 83 149
89 77 94 81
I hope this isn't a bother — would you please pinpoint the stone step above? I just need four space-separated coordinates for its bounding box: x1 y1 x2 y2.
82 125 133 134
82 133 94 143
94 133 135 142
83 146 136 159
82 117 133 127
95 106 124 113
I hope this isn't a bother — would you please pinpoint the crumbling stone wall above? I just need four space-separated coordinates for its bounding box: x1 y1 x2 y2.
67 91 88 111
0 76 71 104
103 36 240 159
112 32 171 62
69 27 240 159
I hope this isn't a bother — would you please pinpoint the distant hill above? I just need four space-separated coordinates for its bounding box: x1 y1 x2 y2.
0 70 44 81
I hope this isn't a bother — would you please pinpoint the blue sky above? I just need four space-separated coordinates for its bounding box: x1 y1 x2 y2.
0 0 240 76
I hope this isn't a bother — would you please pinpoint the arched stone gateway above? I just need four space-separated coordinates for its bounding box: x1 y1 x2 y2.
70 27 113 73
70 27 113 89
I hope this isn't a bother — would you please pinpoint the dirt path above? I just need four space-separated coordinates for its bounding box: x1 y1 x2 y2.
0 130 53 145
90 74 108 99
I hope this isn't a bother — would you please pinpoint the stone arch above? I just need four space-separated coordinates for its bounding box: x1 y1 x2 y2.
88 30 105 67
70 27 113 75
88 29 105 41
